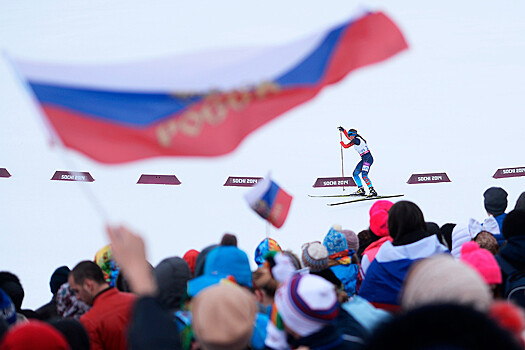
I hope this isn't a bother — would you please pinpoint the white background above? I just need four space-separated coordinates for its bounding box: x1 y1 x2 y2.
1 1 524 309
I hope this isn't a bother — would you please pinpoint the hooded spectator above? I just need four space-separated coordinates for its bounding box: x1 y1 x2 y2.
323 226 359 295
192 283 256 350
0 320 70 350
484 187 508 240
182 249 199 277
0 272 36 320
358 201 448 312
55 283 90 319
154 257 191 313
36 266 70 320
401 254 492 312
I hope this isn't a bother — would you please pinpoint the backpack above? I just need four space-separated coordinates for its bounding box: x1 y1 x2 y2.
497 256 525 308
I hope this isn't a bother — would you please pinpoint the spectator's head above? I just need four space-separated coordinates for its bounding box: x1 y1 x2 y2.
252 267 278 306
275 274 339 338
484 187 508 217
341 229 359 252
49 318 90 350
387 201 427 243
193 244 218 278
192 283 256 350
182 249 199 277
220 233 237 246
460 241 502 285
154 257 191 312
0 272 24 312
68 261 108 306
301 241 329 272
49 266 70 296
56 283 90 319
369 200 394 237
323 226 351 264
0 321 70 350
0 288 17 327
474 231 499 255
187 246 252 297
254 238 282 266
502 209 525 239
94 244 119 287
401 255 492 312
515 192 525 211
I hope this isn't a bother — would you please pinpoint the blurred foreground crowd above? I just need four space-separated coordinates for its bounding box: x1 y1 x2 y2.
1 187 525 350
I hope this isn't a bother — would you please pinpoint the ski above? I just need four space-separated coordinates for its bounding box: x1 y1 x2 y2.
308 193 363 198
328 194 404 206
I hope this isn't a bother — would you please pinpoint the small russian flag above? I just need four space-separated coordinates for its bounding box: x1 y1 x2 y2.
245 175 292 228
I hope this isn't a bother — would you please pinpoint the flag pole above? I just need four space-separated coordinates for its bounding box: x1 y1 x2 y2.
339 132 345 191
3 51 112 224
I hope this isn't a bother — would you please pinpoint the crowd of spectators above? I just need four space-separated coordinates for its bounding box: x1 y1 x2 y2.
1 187 525 349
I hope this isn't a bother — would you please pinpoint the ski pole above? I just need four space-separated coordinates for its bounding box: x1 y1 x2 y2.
339 131 345 191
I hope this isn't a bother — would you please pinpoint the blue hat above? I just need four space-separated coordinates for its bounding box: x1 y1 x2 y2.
323 227 348 256
0 288 17 326
187 246 252 297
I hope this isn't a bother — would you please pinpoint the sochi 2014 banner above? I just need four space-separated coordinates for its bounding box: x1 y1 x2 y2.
12 11 407 164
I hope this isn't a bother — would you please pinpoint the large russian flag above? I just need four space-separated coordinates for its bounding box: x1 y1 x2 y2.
13 11 407 164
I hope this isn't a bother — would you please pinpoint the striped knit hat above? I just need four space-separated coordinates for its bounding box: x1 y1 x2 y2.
275 274 339 336
301 242 329 272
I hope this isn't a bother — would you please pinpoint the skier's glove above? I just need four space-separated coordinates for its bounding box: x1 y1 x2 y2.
338 126 345 132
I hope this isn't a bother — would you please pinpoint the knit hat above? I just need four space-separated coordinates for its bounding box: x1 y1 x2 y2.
0 272 24 311
50 266 70 295
1 321 70 350
56 283 91 319
502 209 525 239
341 229 359 252
254 238 282 266
187 246 252 297
192 283 256 350
460 241 502 284
94 244 119 287
474 231 499 256
484 187 508 216
183 249 199 277
49 318 90 350
323 227 351 264
275 274 339 337
369 200 394 237
401 255 492 312
0 288 16 326
301 242 329 272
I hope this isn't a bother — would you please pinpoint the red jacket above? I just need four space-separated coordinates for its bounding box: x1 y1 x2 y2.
80 288 136 350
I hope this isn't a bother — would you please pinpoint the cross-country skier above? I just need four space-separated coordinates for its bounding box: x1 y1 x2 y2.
338 127 377 197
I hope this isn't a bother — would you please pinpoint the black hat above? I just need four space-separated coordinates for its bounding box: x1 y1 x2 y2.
502 209 525 239
50 266 70 295
483 187 508 216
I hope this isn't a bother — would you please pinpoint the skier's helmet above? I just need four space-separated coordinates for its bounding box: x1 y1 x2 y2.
347 129 357 137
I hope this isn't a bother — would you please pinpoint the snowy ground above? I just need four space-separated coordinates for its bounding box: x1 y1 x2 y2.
1 0 524 309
